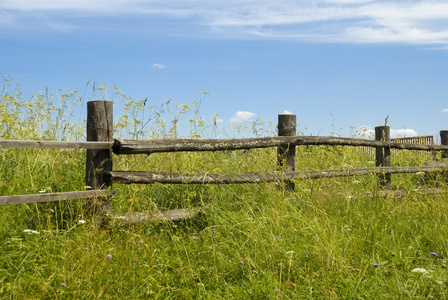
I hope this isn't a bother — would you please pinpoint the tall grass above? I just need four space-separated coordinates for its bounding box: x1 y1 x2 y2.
1 77 447 299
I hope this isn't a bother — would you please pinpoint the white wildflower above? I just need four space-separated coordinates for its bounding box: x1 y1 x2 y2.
411 268 428 274
78 220 86 224
39 187 52 193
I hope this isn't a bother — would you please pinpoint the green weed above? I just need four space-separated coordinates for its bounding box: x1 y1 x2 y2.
0 78 446 299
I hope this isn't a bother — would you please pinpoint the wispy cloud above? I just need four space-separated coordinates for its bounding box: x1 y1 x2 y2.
442 108 448 113
3 1 448 45
152 63 166 70
230 111 256 123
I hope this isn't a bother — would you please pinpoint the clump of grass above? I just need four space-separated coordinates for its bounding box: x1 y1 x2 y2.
0 78 446 298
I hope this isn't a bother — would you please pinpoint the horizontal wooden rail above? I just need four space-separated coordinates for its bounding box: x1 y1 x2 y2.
0 140 113 150
109 165 448 184
105 208 201 224
112 137 299 154
0 189 114 206
113 136 448 155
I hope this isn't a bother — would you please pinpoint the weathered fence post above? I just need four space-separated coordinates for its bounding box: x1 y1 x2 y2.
440 130 448 159
375 126 391 189
86 100 113 212
277 114 296 192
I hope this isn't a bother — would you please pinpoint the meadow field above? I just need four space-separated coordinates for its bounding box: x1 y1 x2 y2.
1 79 448 299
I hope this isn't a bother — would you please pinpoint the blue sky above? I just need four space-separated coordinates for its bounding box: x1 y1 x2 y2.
1 0 448 139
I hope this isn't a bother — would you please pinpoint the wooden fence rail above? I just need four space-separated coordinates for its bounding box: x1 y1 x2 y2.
112 136 448 155
0 140 113 149
0 190 113 206
108 165 447 185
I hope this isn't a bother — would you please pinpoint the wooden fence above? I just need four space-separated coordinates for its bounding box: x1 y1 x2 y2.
0 101 115 206
2 100 448 209
110 128 448 191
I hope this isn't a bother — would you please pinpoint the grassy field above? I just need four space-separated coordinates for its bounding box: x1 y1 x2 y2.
1 79 448 299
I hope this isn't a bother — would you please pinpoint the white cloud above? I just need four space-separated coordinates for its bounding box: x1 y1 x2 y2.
356 125 418 138
442 108 448 113
390 128 418 138
230 111 256 123
282 110 293 115
152 63 166 70
3 1 448 45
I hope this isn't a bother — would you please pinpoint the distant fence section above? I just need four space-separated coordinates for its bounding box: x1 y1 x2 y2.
361 136 434 157
2 100 448 211
392 136 434 145
392 136 435 160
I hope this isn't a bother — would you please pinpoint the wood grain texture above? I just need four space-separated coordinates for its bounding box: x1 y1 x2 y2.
113 136 448 155
85 101 114 190
109 165 448 184
0 140 112 149
0 189 114 206
105 208 201 224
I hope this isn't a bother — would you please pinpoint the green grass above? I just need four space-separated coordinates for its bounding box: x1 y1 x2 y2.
1 78 447 299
